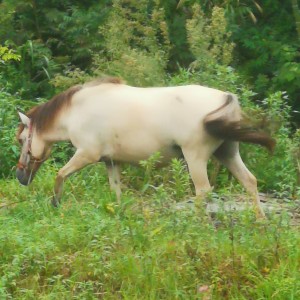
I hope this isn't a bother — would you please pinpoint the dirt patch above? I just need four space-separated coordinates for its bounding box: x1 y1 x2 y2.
175 193 300 226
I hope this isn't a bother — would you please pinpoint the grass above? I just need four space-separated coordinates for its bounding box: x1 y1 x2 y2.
0 162 299 299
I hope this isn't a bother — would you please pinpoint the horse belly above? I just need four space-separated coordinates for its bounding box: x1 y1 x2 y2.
103 132 181 164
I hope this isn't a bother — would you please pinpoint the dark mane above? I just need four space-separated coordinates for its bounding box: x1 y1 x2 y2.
17 76 123 137
19 85 82 136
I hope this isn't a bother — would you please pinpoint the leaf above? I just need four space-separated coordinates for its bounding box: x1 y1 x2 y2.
141 183 150 193
150 226 163 237
249 11 257 23
42 67 50 79
253 1 263 14
105 203 115 214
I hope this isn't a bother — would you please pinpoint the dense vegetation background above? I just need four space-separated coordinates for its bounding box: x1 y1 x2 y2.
0 0 300 299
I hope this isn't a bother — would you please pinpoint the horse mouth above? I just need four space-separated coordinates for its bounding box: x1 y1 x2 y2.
16 168 33 186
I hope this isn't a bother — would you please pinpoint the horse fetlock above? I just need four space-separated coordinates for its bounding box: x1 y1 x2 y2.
255 206 266 219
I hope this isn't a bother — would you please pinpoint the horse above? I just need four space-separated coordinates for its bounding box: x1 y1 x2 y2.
16 77 275 218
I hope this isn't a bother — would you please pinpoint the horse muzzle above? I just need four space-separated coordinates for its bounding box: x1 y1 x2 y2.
16 167 31 185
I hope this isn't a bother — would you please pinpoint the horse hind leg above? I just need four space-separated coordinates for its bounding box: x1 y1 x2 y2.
214 141 265 219
105 161 121 203
181 146 212 201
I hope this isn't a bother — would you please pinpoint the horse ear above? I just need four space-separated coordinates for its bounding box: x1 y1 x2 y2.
18 112 31 127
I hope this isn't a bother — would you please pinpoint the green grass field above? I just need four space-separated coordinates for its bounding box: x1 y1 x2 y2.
0 163 299 299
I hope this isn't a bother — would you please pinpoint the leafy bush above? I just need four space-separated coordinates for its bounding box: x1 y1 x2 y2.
92 0 171 86
0 169 299 299
242 92 298 195
0 47 28 178
50 67 91 92
2 40 58 99
186 5 234 68
0 45 20 63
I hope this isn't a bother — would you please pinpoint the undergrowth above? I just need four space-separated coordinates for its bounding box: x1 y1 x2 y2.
0 161 299 299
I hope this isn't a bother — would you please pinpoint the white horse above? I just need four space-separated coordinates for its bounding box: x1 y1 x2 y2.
16 77 275 218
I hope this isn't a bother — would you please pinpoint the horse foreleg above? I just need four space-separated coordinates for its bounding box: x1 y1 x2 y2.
106 162 122 203
52 149 98 207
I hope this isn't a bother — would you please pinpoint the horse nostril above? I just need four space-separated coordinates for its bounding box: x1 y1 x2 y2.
16 167 23 177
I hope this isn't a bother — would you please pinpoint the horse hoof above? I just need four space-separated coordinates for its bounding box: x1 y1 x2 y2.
255 210 266 220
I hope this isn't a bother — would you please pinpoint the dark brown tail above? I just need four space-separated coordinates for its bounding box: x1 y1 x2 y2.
204 94 276 152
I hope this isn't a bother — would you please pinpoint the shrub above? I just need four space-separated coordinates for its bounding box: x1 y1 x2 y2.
92 0 171 87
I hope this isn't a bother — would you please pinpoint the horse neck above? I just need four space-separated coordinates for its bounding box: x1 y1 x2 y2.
41 116 70 143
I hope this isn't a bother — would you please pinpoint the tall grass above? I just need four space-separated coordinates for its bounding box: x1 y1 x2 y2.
0 162 299 299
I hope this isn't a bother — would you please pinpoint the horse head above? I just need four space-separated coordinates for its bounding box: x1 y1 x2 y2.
16 112 50 185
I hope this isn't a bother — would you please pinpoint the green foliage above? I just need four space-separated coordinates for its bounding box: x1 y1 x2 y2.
169 158 192 200
0 0 110 67
11 40 58 98
187 5 234 68
230 0 300 119
0 1 299 297
0 168 299 299
0 90 35 178
120 153 191 201
93 0 171 86
0 0 111 98
199 0 264 23
0 92 19 178
50 68 90 92
175 0 300 122
0 46 21 63
240 92 298 195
